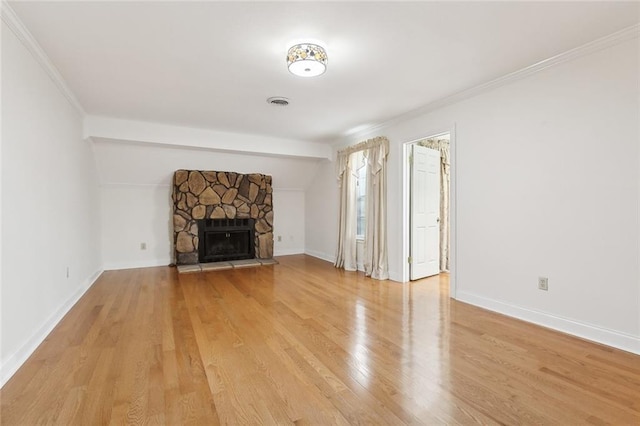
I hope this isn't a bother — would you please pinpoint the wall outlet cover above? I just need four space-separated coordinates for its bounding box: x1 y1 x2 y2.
538 277 549 291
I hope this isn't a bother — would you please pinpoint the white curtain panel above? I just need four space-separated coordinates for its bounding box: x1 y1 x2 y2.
335 136 389 280
335 151 357 271
363 138 389 280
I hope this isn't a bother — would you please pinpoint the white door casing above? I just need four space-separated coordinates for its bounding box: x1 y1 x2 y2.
410 145 440 280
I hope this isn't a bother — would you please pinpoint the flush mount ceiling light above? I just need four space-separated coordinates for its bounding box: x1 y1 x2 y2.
287 43 327 77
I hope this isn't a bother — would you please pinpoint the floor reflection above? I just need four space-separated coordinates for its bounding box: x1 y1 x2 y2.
399 274 451 414
350 300 371 387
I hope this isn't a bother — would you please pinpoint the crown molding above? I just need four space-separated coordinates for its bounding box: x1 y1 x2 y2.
1 1 85 115
347 23 640 142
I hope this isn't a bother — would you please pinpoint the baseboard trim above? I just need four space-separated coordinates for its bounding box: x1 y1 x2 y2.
103 258 171 271
99 182 171 189
0 269 103 387
456 290 640 356
304 251 399 281
304 249 335 264
388 270 402 283
274 248 305 256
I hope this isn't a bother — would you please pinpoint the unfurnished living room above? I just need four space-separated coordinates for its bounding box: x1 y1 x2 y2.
1 1 639 424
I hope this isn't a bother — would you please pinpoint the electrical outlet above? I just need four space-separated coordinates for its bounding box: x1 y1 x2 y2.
538 277 549 291
277 235 282 242
140 242 147 250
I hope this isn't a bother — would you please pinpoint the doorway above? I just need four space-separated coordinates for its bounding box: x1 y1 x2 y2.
402 130 456 296
410 144 441 279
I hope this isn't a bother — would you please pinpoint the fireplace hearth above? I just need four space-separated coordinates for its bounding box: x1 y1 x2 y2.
198 218 255 262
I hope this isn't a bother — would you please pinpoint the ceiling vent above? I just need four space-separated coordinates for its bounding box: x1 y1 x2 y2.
267 97 289 106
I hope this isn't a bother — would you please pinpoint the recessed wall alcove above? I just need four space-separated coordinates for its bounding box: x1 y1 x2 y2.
172 170 273 265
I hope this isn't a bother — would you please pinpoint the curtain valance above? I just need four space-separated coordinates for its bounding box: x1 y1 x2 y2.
417 138 450 168
336 136 389 180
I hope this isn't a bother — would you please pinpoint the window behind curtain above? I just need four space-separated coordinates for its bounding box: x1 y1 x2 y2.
355 151 367 239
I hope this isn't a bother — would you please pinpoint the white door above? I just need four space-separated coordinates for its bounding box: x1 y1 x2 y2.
410 145 441 280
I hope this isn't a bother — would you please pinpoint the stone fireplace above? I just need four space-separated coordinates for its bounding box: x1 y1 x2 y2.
172 170 273 265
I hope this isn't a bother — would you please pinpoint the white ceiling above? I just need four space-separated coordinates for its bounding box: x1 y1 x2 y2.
9 1 640 144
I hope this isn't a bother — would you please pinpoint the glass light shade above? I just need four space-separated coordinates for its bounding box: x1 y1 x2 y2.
287 43 327 77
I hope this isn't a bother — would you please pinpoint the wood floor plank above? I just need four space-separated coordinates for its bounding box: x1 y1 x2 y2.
2 254 639 425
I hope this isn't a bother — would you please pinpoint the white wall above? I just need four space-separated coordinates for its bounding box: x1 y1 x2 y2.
272 189 305 256
92 138 322 187
96 140 317 267
85 116 331 160
0 25 3 379
101 184 173 270
100 185 306 268
305 159 338 262
1 21 102 384
307 37 640 353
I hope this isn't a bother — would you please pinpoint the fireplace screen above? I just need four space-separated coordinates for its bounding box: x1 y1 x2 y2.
198 218 255 262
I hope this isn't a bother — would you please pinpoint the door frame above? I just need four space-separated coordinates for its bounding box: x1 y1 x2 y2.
401 124 458 299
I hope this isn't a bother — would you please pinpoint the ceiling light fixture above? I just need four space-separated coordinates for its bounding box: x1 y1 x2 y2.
287 43 327 77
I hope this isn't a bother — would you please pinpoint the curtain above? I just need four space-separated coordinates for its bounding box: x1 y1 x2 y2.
335 150 358 271
417 138 450 272
363 138 389 280
335 136 389 280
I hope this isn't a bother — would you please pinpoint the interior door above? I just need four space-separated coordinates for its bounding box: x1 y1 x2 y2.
410 145 441 280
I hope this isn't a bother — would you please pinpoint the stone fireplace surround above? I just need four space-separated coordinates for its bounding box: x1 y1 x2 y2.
172 170 273 265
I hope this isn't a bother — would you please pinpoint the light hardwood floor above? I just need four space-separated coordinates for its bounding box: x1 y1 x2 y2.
1 255 639 425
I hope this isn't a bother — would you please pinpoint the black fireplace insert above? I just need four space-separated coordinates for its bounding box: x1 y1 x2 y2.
198 218 255 262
